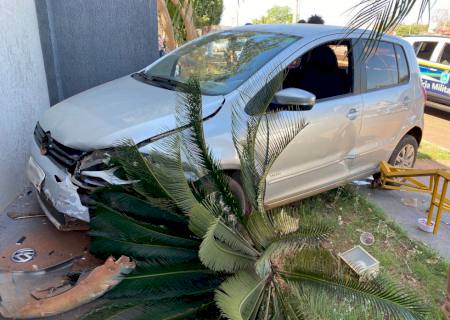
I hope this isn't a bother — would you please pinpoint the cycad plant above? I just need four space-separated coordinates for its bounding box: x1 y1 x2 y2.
84 74 429 319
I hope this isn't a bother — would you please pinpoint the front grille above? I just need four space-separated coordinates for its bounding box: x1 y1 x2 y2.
34 123 84 169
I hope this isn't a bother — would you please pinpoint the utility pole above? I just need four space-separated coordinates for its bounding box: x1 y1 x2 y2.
292 0 300 23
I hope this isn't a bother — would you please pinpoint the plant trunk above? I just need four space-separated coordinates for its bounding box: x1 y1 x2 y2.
157 0 176 51
169 0 197 41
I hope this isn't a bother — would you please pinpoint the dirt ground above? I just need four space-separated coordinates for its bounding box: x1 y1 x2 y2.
424 106 450 150
0 187 101 319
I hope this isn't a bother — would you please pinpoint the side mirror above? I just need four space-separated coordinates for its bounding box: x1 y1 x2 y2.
272 88 316 110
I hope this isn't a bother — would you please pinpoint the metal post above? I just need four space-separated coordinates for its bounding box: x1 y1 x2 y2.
434 179 448 234
427 175 439 225
292 0 299 23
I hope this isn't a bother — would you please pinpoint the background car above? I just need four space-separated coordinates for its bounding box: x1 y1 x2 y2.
404 35 450 112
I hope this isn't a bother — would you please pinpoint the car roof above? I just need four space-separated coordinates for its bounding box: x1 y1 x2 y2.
403 35 450 45
228 24 400 42
404 35 450 40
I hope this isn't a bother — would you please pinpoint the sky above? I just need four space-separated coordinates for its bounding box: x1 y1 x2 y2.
221 0 450 27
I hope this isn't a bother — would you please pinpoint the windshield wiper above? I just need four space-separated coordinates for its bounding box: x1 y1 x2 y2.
136 71 184 87
148 75 185 87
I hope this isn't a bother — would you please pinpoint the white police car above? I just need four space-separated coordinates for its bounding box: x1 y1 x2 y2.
405 35 450 111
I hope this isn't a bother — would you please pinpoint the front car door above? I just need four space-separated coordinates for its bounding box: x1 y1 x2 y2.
264 38 364 208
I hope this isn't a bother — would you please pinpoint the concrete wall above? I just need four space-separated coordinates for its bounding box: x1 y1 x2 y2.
0 0 50 210
35 0 159 105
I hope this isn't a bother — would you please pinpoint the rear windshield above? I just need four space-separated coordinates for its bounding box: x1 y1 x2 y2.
145 31 299 95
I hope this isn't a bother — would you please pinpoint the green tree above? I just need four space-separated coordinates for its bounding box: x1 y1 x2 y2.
395 24 428 36
252 6 293 24
194 0 223 27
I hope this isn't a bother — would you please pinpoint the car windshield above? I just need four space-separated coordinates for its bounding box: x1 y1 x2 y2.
145 31 299 95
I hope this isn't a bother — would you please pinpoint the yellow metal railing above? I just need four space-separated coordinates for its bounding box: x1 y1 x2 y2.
379 161 450 235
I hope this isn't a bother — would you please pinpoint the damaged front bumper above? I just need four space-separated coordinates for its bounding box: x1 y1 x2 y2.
28 131 133 231
28 141 90 230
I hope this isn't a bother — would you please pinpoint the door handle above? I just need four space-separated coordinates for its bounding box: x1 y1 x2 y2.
346 108 359 120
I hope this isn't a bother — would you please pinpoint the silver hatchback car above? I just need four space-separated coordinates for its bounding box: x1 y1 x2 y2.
28 24 425 230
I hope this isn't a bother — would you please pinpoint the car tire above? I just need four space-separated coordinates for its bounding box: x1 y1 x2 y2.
372 134 418 187
228 173 252 215
388 134 418 168
195 172 251 215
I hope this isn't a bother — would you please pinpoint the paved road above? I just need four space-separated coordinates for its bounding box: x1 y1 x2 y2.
363 159 450 260
424 106 450 150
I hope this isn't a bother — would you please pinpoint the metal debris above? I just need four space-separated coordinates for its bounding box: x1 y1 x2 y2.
15 237 26 245
359 232 375 246
3 256 135 319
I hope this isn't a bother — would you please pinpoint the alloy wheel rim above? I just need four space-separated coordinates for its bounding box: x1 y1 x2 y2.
394 144 415 168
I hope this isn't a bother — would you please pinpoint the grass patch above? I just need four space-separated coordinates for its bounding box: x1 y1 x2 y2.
295 185 448 319
418 140 450 161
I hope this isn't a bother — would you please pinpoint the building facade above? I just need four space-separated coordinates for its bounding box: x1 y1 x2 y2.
0 0 158 210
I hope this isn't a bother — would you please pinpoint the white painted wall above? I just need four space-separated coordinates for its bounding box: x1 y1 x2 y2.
0 0 50 209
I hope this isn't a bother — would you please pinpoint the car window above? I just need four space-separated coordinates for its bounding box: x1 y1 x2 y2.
415 41 438 60
412 42 422 53
365 42 398 90
395 45 410 83
439 43 450 66
145 31 299 95
282 40 353 101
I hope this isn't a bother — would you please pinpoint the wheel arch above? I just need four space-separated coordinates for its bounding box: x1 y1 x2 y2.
405 126 422 145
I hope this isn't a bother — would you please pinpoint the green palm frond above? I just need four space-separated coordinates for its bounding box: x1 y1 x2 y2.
246 208 333 250
199 218 256 273
254 222 332 278
113 143 169 200
232 70 308 211
211 216 260 257
106 262 220 299
253 112 307 209
231 70 286 210
290 285 389 320
272 280 300 320
279 248 430 320
80 300 142 320
215 271 268 320
94 190 187 228
90 204 198 248
138 135 216 238
90 237 199 264
81 298 217 320
177 78 243 220
346 0 430 60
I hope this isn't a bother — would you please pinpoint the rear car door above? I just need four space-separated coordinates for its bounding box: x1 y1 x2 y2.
352 41 413 174
264 39 364 207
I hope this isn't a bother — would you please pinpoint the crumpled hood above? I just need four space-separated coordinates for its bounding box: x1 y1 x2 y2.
39 75 224 151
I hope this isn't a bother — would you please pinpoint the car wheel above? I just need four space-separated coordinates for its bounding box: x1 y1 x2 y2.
228 173 251 215
372 134 418 187
388 134 418 168
195 172 251 215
